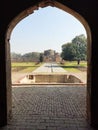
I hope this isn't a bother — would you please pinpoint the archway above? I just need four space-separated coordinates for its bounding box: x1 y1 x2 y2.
5 0 91 126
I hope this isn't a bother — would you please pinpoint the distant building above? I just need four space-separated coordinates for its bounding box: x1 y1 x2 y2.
43 49 62 62
55 52 62 62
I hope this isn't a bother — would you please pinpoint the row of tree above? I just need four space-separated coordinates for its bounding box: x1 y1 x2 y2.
11 52 41 62
11 34 87 64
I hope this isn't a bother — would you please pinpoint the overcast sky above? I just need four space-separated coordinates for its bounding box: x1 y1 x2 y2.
10 6 87 54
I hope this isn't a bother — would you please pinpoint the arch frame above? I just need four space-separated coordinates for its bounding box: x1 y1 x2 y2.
4 0 92 126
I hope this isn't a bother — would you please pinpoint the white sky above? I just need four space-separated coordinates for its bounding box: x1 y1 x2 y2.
10 6 87 54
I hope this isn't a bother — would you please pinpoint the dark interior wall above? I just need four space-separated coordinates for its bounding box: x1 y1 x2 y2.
2 0 97 28
0 0 98 127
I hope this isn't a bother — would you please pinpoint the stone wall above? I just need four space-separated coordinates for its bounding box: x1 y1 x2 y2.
20 74 83 84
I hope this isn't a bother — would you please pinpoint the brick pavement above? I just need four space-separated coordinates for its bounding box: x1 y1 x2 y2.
1 85 95 130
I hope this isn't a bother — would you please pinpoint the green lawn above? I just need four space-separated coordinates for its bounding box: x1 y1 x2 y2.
11 61 87 73
60 61 87 72
11 62 43 73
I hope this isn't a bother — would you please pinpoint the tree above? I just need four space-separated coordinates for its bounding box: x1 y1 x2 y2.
61 34 87 65
39 53 44 63
22 52 40 62
11 52 22 62
11 52 41 62
72 34 87 64
61 43 76 61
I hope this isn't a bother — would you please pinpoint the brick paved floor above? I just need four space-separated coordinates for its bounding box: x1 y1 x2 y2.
1 85 95 130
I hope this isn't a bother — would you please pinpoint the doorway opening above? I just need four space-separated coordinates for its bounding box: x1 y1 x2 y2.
10 6 87 86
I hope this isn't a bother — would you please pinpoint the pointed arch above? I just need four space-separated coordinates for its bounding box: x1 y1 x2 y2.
5 0 91 125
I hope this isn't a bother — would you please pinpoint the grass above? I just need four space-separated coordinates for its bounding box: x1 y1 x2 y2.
11 62 43 73
11 61 87 73
12 62 36 67
60 61 87 72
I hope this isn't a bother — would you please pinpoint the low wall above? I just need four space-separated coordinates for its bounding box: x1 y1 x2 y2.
34 74 67 83
21 74 83 84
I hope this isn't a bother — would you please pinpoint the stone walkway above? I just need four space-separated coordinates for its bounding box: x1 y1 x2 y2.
1 85 95 130
33 63 67 74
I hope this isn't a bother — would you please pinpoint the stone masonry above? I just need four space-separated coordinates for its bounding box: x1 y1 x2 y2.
1 85 94 130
